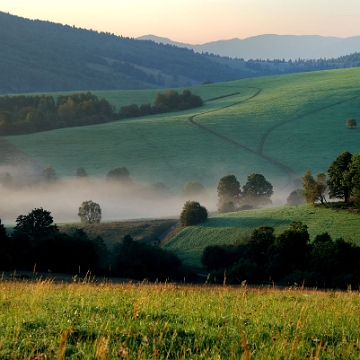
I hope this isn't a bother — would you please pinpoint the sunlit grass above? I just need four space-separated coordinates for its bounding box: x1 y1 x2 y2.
1 280 360 359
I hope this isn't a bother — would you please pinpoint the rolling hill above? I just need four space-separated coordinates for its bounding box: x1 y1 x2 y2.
163 205 360 268
1 68 360 224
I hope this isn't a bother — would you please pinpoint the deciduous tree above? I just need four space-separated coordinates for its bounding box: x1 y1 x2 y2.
180 201 208 227
78 200 102 224
242 173 273 207
217 175 241 212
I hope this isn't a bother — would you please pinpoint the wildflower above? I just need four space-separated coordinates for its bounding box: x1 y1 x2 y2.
272 337 276 341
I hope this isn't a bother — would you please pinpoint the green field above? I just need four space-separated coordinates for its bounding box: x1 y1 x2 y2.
163 205 360 268
4 68 360 192
1 280 360 359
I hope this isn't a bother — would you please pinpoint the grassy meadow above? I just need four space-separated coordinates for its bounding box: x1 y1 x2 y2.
1 280 360 359
4 68 360 191
163 205 360 269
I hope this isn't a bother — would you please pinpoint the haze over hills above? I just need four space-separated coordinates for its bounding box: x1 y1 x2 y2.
138 34 360 61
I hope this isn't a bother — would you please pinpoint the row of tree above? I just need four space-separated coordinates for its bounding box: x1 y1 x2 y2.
0 208 189 281
0 89 203 135
202 221 360 289
119 89 203 118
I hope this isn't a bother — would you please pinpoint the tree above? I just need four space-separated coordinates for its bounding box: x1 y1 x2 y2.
242 173 273 207
78 200 102 224
327 151 353 203
106 166 132 183
346 118 357 129
42 166 57 182
14 208 59 239
76 167 88 178
286 189 305 206
217 175 241 212
0 219 12 270
348 153 360 205
302 170 327 204
182 181 206 198
180 201 208 227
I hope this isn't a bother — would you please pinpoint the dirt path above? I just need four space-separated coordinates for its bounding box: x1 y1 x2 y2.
190 88 298 183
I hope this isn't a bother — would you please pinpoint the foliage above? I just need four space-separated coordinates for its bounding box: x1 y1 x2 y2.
201 221 360 287
14 208 59 239
327 151 353 202
42 166 57 182
181 181 206 198
112 234 186 281
286 188 305 205
78 200 102 224
217 175 241 212
106 166 132 183
180 201 208 227
0 92 116 135
242 173 273 207
346 118 357 129
302 170 327 204
218 201 236 213
76 167 88 177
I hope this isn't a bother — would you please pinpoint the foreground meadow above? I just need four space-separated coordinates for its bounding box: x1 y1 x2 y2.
1 280 360 359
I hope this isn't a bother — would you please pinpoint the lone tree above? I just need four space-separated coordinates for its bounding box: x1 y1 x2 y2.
217 175 241 212
286 189 305 206
346 118 357 129
327 151 353 203
78 200 102 224
14 208 59 238
180 201 208 227
76 167 88 178
42 166 56 182
106 166 132 184
242 173 273 207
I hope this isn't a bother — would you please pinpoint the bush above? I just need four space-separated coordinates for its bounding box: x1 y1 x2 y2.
180 201 208 227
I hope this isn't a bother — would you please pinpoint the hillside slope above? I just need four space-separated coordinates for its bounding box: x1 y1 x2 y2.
163 205 360 268
0 12 244 94
4 68 360 192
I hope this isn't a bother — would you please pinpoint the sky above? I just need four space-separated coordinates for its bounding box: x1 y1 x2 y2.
2 0 360 44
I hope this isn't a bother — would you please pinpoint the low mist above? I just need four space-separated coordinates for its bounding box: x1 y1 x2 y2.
0 176 218 226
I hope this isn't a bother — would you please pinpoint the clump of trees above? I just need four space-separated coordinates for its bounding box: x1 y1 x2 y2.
0 92 116 135
181 181 206 198
0 208 191 281
202 221 360 288
301 151 360 206
180 201 208 227
217 173 273 212
106 166 132 184
119 89 203 119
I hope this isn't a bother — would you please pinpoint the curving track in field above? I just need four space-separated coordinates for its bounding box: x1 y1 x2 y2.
190 87 360 184
189 87 299 183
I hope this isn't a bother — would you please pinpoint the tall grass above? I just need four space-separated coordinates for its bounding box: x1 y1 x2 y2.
1 280 360 359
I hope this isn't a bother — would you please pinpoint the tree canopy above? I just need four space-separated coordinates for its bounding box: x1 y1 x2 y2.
180 201 208 227
217 175 241 212
242 173 273 207
78 200 102 224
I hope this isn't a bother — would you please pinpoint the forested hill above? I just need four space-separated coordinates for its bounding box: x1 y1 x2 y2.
0 12 248 95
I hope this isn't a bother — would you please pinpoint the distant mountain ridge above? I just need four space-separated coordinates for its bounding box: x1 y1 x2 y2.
138 34 360 61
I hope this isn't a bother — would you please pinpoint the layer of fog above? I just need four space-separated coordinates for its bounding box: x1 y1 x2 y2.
0 177 219 225
0 185 296 229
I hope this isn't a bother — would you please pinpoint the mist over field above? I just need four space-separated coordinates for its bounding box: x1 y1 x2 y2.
0 175 221 225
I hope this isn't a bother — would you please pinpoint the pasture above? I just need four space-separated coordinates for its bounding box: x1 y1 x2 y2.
4 68 360 192
1 280 360 359
163 205 360 268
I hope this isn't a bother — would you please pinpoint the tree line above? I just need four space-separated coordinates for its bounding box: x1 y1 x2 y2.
201 221 360 289
0 89 203 135
0 208 191 281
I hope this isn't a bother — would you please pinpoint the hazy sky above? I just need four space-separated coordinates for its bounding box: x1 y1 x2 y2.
2 0 360 44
